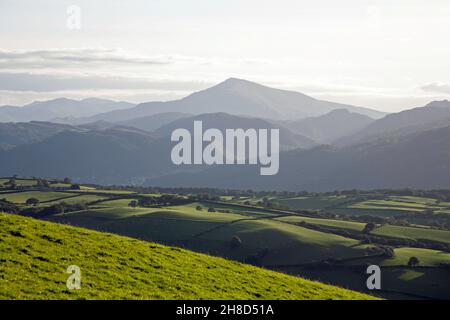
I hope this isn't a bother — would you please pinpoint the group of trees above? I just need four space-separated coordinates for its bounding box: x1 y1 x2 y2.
128 195 191 208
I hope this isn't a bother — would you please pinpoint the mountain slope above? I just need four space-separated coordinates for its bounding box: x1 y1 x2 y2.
337 100 450 146
0 128 172 185
283 109 375 144
80 78 385 122
0 98 134 123
0 121 84 150
0 212 374 299
118 112 192 132
156 112 317 150
145 125 450 191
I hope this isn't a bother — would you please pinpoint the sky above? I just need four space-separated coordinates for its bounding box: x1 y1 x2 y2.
0 0 449 112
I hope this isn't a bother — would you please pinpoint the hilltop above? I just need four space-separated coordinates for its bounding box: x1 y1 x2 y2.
0 212 375 300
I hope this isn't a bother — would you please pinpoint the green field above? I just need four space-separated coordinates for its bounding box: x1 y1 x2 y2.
372 225 450 244
49 202 374 266
0 191 76 204
276 194 450 218
0 178 38 187
275 215 366 232
1 179 449 300
0 212 374 300
276 195 350 210
384 248 450 266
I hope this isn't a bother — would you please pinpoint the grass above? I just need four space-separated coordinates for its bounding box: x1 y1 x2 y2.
0 212 375 300
192 218 369 265
0 191 76 204
45 194 108 205
0 178 38 187
276 196 350 210
372 225 450 244
384 248 450 266
71 189 136 195
275 215 366 232
277 194 450 218
49 203 371 266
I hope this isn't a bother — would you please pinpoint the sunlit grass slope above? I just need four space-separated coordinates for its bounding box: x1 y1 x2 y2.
0 212 375 300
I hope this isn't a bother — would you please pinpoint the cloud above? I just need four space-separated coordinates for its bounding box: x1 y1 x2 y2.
420 82 450 94
0 72 211 92
0 48 171 69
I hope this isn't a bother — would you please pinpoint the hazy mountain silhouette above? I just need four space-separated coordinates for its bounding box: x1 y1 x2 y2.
0 121 84 150
336 100 450 146
1 98 449 190
0 128 173 185
282 109 375 144
155 112 317 150
0 98 135 123
77 78 385 123
145 124 450 191
118 112 192 132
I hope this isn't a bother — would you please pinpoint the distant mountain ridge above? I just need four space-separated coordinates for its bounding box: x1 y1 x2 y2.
155 112 317 150
282 109 375 144
336 99 450 146
0 98 135 123
71 78 386 123
118 112 192 132
146 124 450 191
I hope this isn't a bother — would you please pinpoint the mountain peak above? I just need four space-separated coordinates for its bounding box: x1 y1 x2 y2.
216 77 258 88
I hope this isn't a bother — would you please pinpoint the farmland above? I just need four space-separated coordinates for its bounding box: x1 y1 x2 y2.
1 177 449 299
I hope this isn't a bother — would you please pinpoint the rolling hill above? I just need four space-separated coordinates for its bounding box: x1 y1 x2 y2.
0 212 374 299
77 78 385 123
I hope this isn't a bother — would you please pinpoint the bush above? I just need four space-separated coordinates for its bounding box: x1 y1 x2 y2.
230 235 242 249
408 256 420 267
128 200 138 208
363 222 376 234
207 207 216 213
25 198 40 206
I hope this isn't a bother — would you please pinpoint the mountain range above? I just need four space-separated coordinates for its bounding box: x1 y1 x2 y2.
0 98 135 123
0 78 449 191
15 78 383 124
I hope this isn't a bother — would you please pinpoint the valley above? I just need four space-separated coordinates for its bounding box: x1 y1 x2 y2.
1 177 448 299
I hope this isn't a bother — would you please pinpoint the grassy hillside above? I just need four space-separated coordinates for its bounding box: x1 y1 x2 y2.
0 212 375 300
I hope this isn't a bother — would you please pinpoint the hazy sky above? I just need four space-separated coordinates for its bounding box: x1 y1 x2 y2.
1 0 449 112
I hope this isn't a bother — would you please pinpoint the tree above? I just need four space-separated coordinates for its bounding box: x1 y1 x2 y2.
408 256 420 267
37 179 50 187
196 205 203 211
207 207 216 213
230 235 242 249
363 222 376 234
25 197 40 206
380 246 395 258
128 200 138 208
7 178 16 189
63 177 72 184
